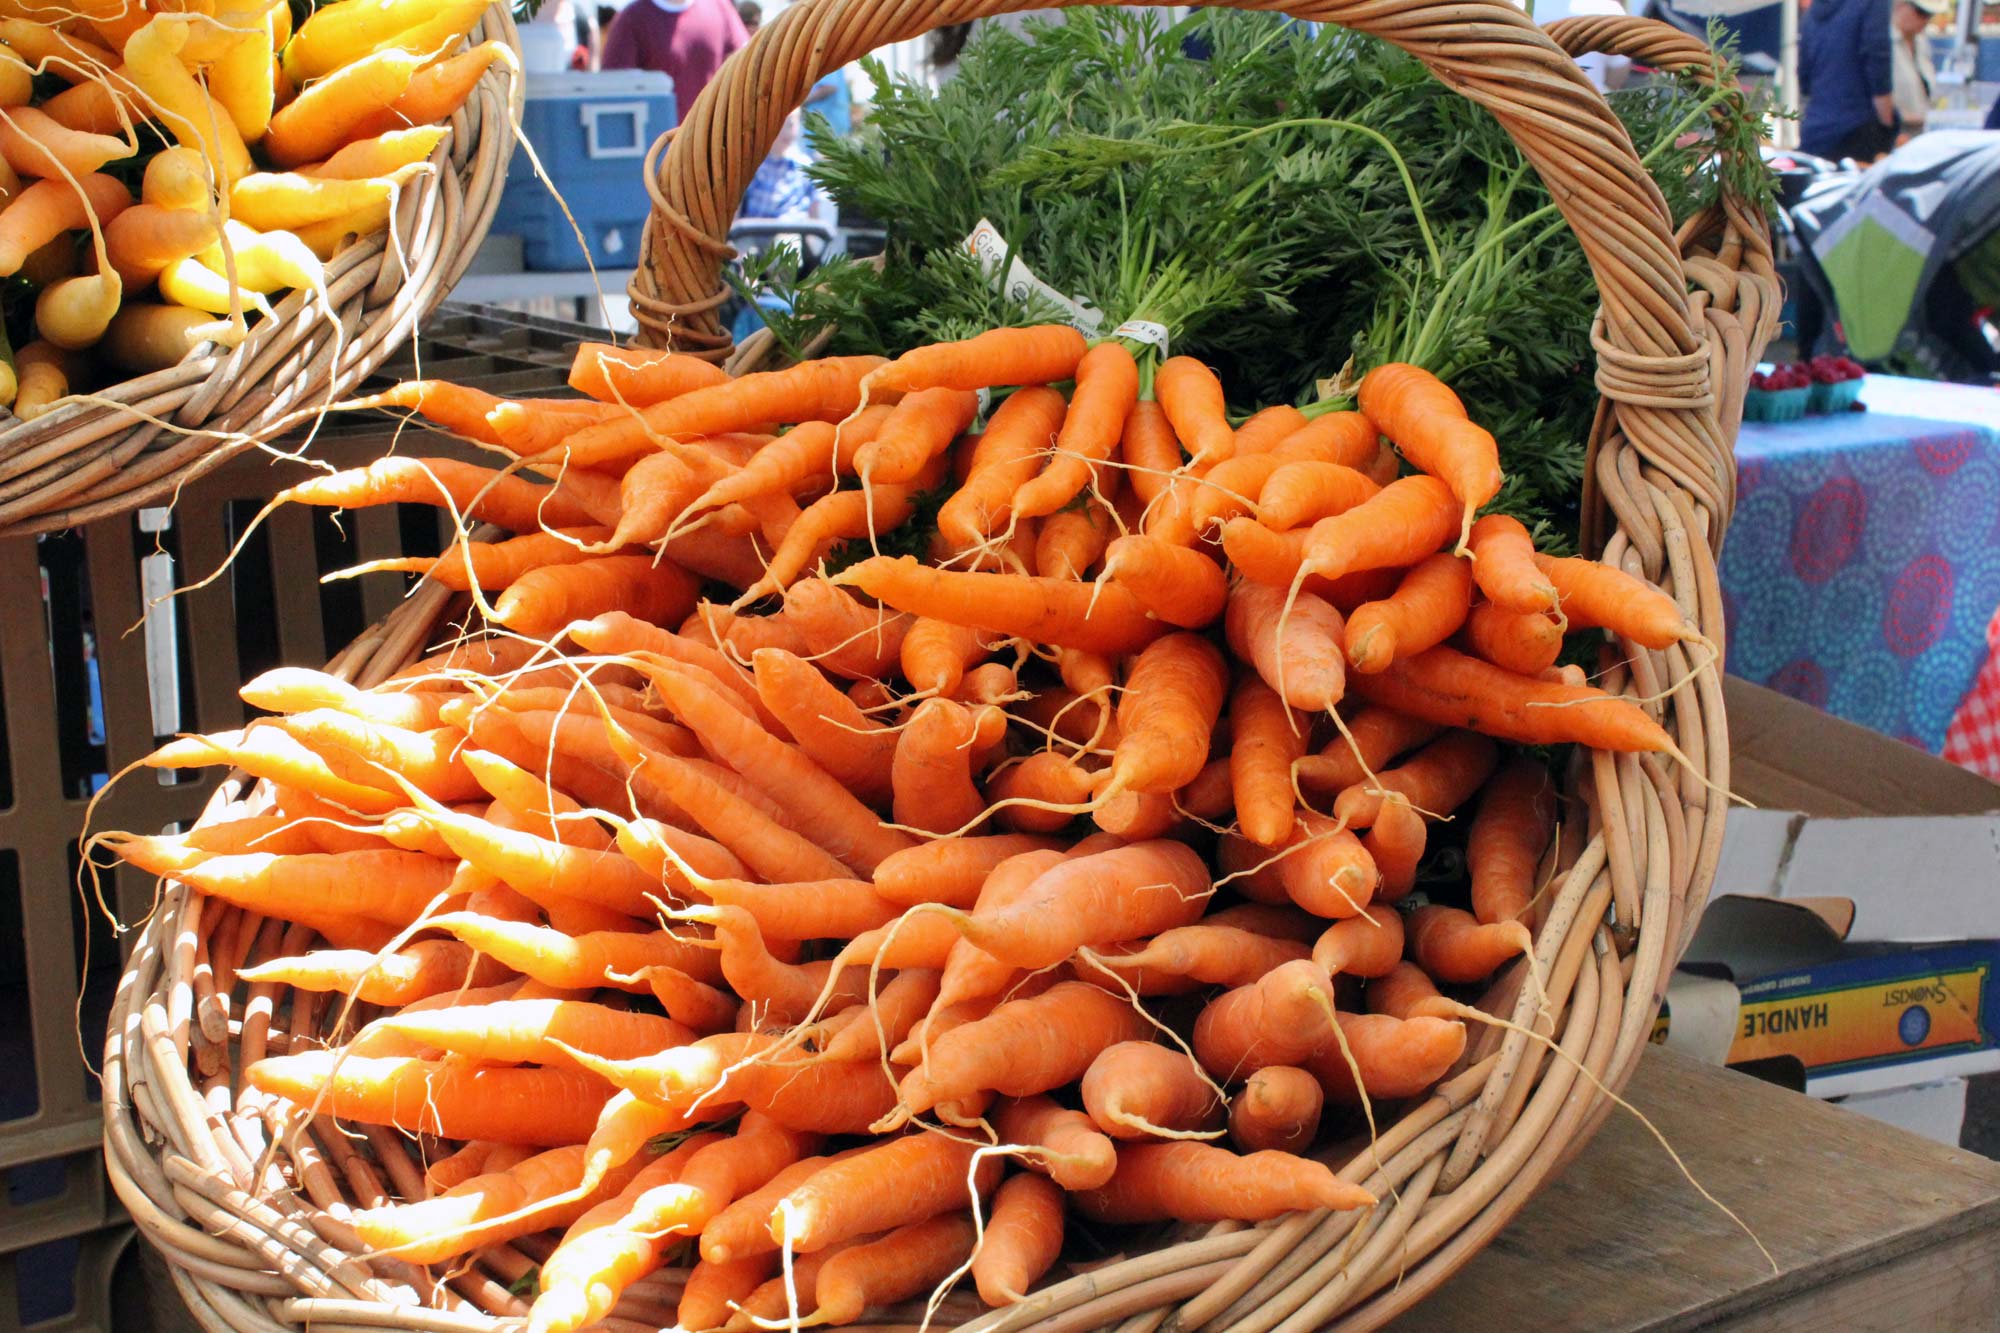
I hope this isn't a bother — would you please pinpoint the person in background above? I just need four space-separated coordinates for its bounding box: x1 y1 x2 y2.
741 109 829 221
601 0 750 124
804 66 852 147
737 1 761 31
1890 0 1946 142
1799 0 1896 162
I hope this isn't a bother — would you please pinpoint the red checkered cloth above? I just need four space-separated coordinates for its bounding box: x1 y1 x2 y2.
1943 604 2000 779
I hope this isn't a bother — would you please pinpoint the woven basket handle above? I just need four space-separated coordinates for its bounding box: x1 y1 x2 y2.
631 0 1731 499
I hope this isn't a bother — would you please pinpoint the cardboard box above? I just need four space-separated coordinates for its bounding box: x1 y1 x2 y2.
1665 679 2000 1131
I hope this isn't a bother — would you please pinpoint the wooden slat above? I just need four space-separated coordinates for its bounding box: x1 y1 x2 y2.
1411 1049 2000 1330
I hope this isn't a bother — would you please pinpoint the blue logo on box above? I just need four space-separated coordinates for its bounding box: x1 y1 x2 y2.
1899 1005 1932 1047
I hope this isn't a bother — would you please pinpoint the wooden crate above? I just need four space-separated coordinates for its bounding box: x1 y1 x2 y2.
0 304 585 1328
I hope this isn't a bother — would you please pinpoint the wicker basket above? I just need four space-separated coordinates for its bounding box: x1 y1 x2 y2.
103 5 1779 1330
0 8 523 541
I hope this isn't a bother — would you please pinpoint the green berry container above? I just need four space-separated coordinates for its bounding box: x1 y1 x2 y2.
1744 385 1811 422
1809 377 1864 413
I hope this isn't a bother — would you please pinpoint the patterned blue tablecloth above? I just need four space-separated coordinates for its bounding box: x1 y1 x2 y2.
1721 375 2000 752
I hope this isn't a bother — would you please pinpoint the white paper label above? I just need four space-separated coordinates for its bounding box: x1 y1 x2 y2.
1111 319 1170 357
962 218 1105 336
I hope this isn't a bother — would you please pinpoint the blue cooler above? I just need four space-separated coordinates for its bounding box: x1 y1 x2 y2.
491 71 676 271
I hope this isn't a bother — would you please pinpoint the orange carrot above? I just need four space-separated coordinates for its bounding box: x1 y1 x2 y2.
1332 729 1497 828
559 1032 898 1135
870 835 1065 910
893 697 1006 835
1081 1041 1223 1139
1303 1012 1466 1103
751 648 896 805
1229 403 1310 455
568 342 730 406
1464 600 1563 676
236 940 509 1007
376 999 694 1069
1408 904 1532 983
701 1149 870 1263
1015 340 1139 518
1467 514 1557 613
1257 461 1381 531
1231 675 1304 847
278 458 595 534
1035 501 1113 583
1192 959 1340 1078
1358 363 1502 547
869 325 1086 394
0 172 130 275
855 385 979 485
953 840 1212 971
145 726 401 813
1270 411 1382 469
699 877 902 942
1155 356 1233 465
347 39 513 140
1076 1142 1372 1222
1093 924 1309 994
491 555 698 638
1310 904 1405 980
1296 474 1461 587
355 1144 649 1265
1536 553 1698 649
427 914 723 993
1362 795 1426 901
769 1132 1001 1252
644 663 912 873
936 386 1068 550
974 1173 1064 1306
1105 633 1227 797
1120 397 1182 507
1349 646 1673 751
1293 707 1441 796
630 965 740 1034
985 754 1092 834
347 528 617 591
277 709 481 801
1345 552 1475 674
899 981 1154 1118
245 1053 610 1146
952 660 1020 706
103 201 217 288
737 457 947 603
896 618 992 698
1225 579 1346 712
115 840 449 928
680 1256 773 1330
1367 962 1449 1021
837 556 1165 657
782 577 911 683
810 1213 980 1326
932 848 1070 1013
527 1132 722 1333
1228 1066 1323 1154
1468 757 1557 925
1098 535 1227 630
815 966 943 1064
993 1095 1117 1191
553 356 886 467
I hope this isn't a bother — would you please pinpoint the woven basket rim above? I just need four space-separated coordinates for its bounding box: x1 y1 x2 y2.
0 7 526 540
102 9 1782 1331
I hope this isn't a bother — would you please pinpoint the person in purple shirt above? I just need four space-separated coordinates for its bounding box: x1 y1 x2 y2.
1799 0 1897 162
600 0 749 124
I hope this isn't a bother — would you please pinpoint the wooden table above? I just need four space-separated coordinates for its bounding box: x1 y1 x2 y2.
1411 1049 2000 1330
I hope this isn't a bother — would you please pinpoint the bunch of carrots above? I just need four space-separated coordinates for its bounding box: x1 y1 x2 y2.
0 0 510 419
106 324 1707 1331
